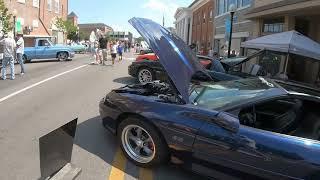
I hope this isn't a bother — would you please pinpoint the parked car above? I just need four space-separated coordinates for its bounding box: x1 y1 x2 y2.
69 42 88 53
129 54 213 84
99 18 320 179
139 48 153 55
23 38 75 63
136 53 158 62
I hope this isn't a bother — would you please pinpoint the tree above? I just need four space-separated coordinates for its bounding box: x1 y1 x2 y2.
55 18 78 42
0 0 12 34
79 31 90 41
135 37 144 44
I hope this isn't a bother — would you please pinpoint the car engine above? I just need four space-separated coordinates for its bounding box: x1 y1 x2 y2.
114 81 182 103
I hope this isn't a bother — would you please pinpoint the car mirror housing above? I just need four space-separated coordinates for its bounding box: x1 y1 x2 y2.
215 112 240 133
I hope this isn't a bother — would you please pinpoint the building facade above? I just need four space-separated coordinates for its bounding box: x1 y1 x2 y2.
3 0 68 44
78 23 113 37
246 0 320 84
174 7 192 45
107 31 133 43
67 11 78 26
214 0 253 56
190 0 214 55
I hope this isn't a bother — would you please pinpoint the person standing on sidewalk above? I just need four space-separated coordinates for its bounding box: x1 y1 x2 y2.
1 33 16 80
16 33 25 75
117 42 124 61
110 41 117 65
98 35 108 63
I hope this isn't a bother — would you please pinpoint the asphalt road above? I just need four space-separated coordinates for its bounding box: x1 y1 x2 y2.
0 53 203 180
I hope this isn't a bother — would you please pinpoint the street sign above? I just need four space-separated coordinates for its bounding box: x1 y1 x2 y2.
225 17 231 41
16 20 22 32
225 15 238 41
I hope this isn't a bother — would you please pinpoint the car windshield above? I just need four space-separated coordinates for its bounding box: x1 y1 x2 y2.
190 78 280 109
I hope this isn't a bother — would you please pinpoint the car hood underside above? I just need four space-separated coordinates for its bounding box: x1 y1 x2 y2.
129 17 207 103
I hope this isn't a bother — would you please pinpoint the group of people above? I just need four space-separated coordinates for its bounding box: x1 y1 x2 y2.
0 32 25 80
89 30 130 66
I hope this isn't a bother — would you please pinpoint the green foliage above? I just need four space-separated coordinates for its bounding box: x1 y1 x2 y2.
55 18 78 41
0 0 12 33
79 31 90 41
135 37 144 44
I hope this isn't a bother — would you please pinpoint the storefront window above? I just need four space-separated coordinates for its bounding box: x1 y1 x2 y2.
209 9 213 20
263 18 284 33
227 0 237 11
242 0 251 6
217 0 251 16
217 0 225 15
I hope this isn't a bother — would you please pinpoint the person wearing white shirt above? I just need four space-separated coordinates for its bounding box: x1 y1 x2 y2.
16 33 25 75
0 33 16 80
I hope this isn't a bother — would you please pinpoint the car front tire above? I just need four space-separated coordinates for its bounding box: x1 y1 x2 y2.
118 117 169 167
137 68 154 84
57 52 68 61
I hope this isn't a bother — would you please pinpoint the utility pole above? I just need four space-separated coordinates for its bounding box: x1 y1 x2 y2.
162 14 165 27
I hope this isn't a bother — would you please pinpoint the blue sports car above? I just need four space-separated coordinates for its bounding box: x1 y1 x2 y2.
99 18 320 179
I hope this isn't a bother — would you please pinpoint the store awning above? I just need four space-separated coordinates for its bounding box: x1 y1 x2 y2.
241 30 320 61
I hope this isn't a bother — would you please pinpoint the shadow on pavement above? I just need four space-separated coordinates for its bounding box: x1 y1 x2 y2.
113 76 136 85
74 116 139 179
29 60 60 64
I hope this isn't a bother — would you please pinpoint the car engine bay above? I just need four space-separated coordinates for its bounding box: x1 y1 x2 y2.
114 81 183 104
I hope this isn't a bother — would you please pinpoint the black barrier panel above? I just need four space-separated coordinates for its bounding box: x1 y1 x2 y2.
39 119 78 179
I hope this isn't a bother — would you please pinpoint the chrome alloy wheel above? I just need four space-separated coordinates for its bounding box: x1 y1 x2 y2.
121 125 156 164
138 69 153 84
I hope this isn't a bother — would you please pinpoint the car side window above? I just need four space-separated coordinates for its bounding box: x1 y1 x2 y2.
237 98 300 132
38 40 49 47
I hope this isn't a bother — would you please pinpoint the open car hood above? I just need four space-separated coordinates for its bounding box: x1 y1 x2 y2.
129 17 206 103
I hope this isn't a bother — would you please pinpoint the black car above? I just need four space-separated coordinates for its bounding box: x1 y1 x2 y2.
128 55 232 84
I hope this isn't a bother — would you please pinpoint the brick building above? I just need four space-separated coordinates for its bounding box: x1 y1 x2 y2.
67 11 78 26
214 0 253 57
3 0 68 44
107 31 133 43
78 23 113 37
245 0 320 85
190 0 214 55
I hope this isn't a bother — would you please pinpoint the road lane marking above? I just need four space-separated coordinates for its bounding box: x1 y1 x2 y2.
0 64 88 103
108 147 126 180
139 167 153 180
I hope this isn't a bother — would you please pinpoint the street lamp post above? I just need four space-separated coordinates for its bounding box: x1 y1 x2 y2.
77 26 80 42
12 9 17 38
227 4 236 58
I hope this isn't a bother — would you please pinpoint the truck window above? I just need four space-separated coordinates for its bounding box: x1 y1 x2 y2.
38 40 49 47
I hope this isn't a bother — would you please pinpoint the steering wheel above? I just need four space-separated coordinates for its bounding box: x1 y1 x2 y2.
240 106 257 127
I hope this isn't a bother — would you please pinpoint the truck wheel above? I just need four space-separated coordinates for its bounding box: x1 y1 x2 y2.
23 55 30 63
57 52 68 61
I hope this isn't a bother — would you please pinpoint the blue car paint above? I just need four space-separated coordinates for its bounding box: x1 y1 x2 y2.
24 38 75 61
100 85 320 179
100 18 320 179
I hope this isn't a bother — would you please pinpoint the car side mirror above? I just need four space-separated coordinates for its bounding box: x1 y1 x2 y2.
216 112 240 133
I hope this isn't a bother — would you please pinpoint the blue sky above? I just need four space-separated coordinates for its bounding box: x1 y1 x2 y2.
69 0 193 37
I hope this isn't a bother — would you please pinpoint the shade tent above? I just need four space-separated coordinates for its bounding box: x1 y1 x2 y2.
241 31 320 61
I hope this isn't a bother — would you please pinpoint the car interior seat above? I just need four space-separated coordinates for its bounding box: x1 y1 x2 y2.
272 99 303 134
